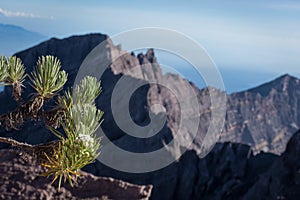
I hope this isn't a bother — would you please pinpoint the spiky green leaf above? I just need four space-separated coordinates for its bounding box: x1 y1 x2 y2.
6 56 26 84
72 76 101 105
30 56 68 98
0 55 8 83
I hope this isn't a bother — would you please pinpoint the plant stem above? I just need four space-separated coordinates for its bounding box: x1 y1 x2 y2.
0 136 34 150
0 136 60 163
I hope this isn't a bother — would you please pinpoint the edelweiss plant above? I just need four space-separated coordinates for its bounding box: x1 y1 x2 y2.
0 56 8 82
30 56 67 99
0 55 103 190
30 56 68 118
0 56 26 102
43 76 103 189
0 56 68 129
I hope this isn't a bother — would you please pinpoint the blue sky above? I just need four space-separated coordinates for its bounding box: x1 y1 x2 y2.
0 0 300 92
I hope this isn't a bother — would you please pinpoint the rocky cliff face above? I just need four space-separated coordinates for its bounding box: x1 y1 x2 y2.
223 74 300 154
109 48 300 155
242 129 300 199
108 47 300 155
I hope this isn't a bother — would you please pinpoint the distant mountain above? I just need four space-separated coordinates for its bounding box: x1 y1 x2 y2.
0 24 46 56
248 74 299 97
222 74 300 154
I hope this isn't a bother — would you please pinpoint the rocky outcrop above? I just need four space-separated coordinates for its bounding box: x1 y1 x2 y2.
84 130 300 200
85 141 279 200
242 129 300 199
2 130 300 200
0 149 152 200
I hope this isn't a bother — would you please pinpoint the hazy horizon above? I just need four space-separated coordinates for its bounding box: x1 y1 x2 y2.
0 0 299 93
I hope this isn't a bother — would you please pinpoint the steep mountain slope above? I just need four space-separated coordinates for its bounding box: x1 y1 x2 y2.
222 74 300 154
0 24 46 56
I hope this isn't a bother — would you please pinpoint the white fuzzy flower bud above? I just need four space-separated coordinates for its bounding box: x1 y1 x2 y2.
77 134 94 148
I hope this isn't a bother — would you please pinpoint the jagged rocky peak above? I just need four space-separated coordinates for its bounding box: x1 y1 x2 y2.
247 74 300 97
137 48 157 64
145 48 157 63
109 46 163 81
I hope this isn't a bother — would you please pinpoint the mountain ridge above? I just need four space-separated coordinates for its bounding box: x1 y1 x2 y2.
12 33 300 96
246 73 299 97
